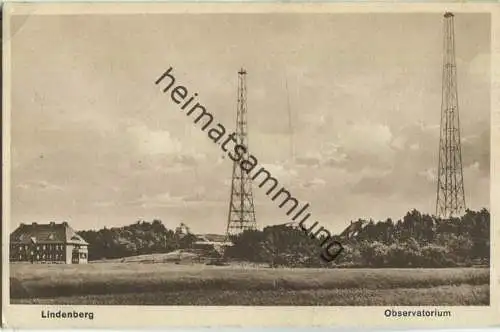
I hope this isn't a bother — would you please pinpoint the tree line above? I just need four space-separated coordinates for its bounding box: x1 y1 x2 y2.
226 208 490 268
77 208 489 268
77 219 198 261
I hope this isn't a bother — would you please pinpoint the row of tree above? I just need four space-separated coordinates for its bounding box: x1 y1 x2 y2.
78 219 197 261
77 208 489 268
226 208 490 268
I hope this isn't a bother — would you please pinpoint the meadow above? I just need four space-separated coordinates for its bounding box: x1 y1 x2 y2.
10 263 490 305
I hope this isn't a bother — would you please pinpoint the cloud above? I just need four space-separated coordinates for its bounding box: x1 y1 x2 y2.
302 113 327 127
339 122 393 155
127 124 183 156
183 187 210 202
169 154 206 167
307 121 397 173
295 156 321 167
125 124 209 170
16 180 64 191
418 168 437 183
295 143 348 168
93 201 117 208
467 53 490 83
350 176 392 196
461 129 489 175
259 163 298 182
464 161 482 177
128 191 185 208
390 136 406 150
300 177 326 189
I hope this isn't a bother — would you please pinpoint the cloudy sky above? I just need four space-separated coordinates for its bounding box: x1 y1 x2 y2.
9 12 490 234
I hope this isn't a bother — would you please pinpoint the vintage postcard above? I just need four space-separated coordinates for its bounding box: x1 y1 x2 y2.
2 2 499 329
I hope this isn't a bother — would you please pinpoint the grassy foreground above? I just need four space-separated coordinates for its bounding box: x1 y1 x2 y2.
10 263 490 305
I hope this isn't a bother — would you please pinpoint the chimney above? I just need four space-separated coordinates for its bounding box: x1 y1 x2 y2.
32 222 37 226
62 221 68 226
49 222 56 226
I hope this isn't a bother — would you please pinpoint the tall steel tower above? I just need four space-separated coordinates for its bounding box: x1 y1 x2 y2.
436 12 466 218
226 68 257 236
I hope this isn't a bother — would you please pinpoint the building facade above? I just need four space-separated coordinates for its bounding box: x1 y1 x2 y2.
10 221 89 264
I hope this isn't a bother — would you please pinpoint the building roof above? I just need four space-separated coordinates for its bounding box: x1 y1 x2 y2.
193 240 233 246
196 233 227 242
10 222 89 245
268 222 301 230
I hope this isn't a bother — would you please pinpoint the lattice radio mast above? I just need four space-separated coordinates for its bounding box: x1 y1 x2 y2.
436 12 466 218
226 68 257 236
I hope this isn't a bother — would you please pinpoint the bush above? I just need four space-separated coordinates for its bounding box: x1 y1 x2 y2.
419 244 455 267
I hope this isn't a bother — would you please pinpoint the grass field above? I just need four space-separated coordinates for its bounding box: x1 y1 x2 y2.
10 263 490 305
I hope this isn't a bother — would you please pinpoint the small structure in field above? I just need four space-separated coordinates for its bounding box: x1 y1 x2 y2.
193 234 233 254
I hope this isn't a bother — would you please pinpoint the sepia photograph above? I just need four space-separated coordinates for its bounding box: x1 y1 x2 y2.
2 2 499 329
